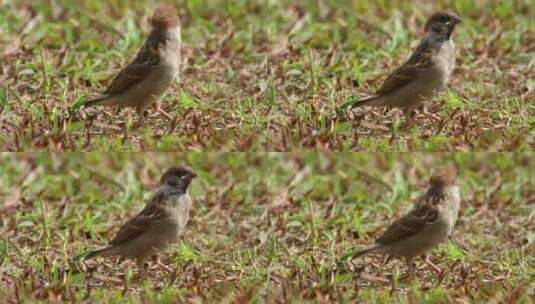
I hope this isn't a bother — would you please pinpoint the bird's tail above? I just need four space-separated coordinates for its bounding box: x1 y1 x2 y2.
353 244 380 258
83 96 112 108
339 96 385 112
337 244 380 268
85 247 115 260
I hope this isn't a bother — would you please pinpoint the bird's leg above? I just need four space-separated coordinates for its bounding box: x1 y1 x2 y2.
115 106 122 116
135 259 149 281
402 108 416 129
152 255 174 273
422 254 442 273
136 106 147 128
418 104 429 116
138 260 149 271
406 257 415 277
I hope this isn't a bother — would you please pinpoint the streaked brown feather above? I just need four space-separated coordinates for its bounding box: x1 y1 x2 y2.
375 43 435 96
376 195 440 244
109 192 167 246
103 57 159 95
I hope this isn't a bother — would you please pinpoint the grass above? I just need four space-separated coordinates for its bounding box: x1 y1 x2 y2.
0 152 534 302
1 0 534 150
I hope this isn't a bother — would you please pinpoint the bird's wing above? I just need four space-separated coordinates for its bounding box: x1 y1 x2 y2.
103 41 161 96
375 42 435 96
109 193 167 246
376 199 439 244
109 213 154 246
103 60 158 95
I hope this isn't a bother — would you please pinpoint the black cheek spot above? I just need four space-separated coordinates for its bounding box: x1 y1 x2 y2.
432 24 446 34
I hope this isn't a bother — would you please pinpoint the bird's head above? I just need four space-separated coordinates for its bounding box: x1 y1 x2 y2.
424 11 461 41
429 164 458 189
148 4 181 59
160 166 197 192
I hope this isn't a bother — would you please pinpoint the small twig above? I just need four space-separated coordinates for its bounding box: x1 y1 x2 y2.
81 163 125 192
121 123 129 145
167 261 192 288
354 15 392 40
336 248 361 269
306 49 316 93
434 260 459 287
40 49 49 91
121 274 129 297
39 199 50 246
354 168 393 192
166 115 180 135
73 6 125 39
157 107 173 120
308 200 316 242
435 108 459 135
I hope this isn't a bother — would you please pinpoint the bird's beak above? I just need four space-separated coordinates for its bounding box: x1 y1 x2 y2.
446 16 461 26
188 171 198 179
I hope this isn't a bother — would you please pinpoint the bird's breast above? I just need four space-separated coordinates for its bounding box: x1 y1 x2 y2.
164 193 191 232
432 40 456 83
140 65 176 97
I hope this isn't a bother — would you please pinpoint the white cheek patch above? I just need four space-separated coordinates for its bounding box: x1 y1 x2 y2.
170 26 181 40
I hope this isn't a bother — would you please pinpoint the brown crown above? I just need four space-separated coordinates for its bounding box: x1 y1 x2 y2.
424 11 461 32
429 165 458 187
151 5 180 29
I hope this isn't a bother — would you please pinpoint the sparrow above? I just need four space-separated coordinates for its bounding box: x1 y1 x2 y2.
342 11 461 128
85 166 196 270
351 165 460 276
83 5 181 121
